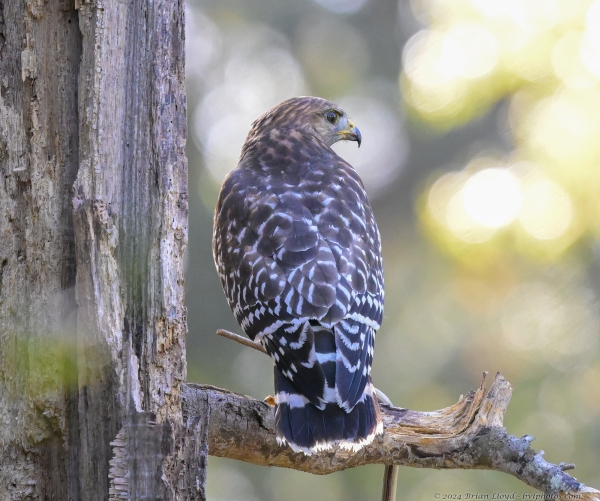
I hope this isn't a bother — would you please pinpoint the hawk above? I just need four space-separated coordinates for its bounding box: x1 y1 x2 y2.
213 96 384 453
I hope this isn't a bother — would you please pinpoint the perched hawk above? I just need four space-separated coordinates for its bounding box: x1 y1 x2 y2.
213 96 384 453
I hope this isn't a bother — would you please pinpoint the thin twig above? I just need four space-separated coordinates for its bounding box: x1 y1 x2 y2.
377 389 399 501
375 388 394 406
216 329 267 354
382 465 399 501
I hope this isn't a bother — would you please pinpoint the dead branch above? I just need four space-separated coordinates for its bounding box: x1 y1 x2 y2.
182 373 599 500
216 329 267 354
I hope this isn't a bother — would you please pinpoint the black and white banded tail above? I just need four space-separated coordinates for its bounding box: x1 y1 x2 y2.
264 320 382 453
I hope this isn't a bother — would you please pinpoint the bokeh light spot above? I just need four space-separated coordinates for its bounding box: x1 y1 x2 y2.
446 191 497 243
403 30 452 89
586 0 600 39
403 24 497 89
518 0 560 33
461 168 522 228
551 31 598 88
427 171 468 228
579 31 600 77
526 88 600 180
442 22 498 79
185 7 222 80
518 174 573 240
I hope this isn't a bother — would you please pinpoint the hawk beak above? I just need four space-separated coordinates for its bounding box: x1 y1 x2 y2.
350 126 362 148
337 122 362 147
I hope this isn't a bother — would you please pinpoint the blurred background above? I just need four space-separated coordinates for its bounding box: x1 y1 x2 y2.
184 0 600 499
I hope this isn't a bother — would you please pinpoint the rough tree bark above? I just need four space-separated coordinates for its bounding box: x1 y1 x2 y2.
0 0 82 498
0 0 197 499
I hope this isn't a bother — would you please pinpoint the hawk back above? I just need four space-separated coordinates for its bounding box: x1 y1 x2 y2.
213 123 384 453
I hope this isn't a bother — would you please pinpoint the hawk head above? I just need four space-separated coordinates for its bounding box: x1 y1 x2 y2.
246 96 362 148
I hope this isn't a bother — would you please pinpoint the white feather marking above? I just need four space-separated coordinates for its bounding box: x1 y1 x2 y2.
315 351 336 363
275 392 309 408
289 323 308 349
338 284 351 301
255 318 303 342
348 312 380 330
336 351 360 373
322 386 337 403
284 287 294 306
340 320 359 334
336 327 361 351
301 348 317 368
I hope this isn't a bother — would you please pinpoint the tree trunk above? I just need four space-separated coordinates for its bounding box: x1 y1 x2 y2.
0 0 199 499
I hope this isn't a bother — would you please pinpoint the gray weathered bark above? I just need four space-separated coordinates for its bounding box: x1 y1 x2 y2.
0 0 199 499
0 0 82 498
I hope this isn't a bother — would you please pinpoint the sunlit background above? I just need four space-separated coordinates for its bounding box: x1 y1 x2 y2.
184 0 600 499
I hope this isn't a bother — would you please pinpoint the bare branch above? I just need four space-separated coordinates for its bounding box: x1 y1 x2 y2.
381 465 399 501
182 374 599 500
216 329 267 355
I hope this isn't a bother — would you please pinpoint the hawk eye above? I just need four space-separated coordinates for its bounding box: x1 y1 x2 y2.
326 111 339 124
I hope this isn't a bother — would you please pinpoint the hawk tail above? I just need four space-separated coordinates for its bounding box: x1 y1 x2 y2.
273 366 383 454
